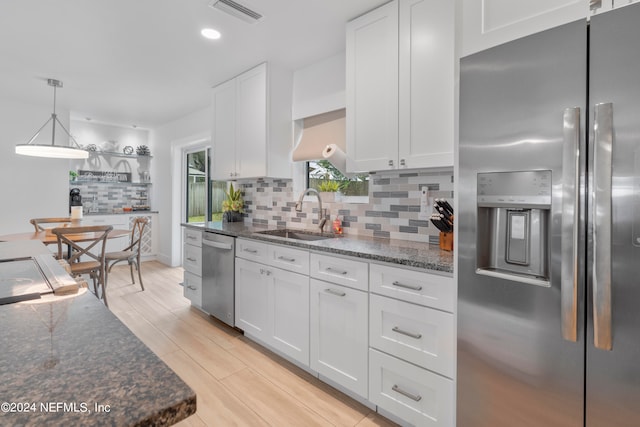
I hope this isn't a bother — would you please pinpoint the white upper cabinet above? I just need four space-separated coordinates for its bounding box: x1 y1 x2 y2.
593 0 640 15
346 0 455 173
461 0 586 57
399 0 455 169
211 62 293 180
346 1 399 172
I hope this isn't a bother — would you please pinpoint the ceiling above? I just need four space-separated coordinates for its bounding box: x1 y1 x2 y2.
0 0 388 128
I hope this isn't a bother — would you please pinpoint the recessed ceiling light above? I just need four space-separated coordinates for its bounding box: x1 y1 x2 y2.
201 28 221 40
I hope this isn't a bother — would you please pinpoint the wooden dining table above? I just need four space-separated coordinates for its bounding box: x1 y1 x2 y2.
0 229 131 245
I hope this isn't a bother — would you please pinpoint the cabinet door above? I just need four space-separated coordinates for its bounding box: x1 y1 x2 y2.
235 258 268 340
369 348 454 427
183 271 202 308
235 63 267 178
310 279 368 398
399 0 454 169
183 243 202 276
346 0 399 173
268 267 310 365
212 78 237 180
461 0 586 56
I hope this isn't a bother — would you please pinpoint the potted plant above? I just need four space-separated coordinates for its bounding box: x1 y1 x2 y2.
69 170 78 182
222 183 244 222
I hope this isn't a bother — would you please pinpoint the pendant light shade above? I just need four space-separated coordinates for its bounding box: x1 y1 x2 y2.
15 79 88 159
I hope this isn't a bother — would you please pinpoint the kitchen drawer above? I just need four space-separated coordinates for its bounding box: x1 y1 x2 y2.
84 215 128 227
267 244 310 275
236 238 268 263
310 253 368 292
183 228 202 248
183 271 202 307
369 348 454 427
370 263 454 313
183 243 202 276
370 294 454 378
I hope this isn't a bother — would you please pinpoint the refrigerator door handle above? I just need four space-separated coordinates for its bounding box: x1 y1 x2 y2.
593 102 613 351
561 107 580 342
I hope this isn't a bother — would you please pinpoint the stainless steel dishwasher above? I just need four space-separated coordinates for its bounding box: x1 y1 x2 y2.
202 232 235 327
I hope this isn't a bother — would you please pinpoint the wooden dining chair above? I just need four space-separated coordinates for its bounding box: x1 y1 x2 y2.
52 225 113 306
104 217 148 292
30 217 72 232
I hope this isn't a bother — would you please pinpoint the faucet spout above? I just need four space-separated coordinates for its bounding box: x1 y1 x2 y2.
295 188 327 232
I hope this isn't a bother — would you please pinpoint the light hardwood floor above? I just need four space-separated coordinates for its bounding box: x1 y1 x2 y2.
105 261 398 427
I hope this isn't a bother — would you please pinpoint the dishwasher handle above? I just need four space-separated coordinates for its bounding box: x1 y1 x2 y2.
202 239 233 250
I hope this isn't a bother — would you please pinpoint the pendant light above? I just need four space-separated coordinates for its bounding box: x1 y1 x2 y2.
15 79 88 159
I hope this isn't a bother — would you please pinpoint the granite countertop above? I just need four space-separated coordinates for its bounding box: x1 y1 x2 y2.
0 268 195 426
184 221 453 274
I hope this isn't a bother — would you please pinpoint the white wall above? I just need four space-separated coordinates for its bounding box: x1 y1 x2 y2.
0 99 72 235
150 105 211 266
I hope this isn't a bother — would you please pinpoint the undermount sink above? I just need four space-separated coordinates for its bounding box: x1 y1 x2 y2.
254 229 337 241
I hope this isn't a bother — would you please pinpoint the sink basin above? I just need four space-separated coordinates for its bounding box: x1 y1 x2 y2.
254 229 337 241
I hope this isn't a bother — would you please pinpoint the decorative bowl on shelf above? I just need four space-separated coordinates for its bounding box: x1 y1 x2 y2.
123 146 134 155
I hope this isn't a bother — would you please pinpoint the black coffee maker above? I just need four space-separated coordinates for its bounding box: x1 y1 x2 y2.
69 188 82 213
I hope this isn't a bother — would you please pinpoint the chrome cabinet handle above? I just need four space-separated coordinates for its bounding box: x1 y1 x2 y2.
278 256 296 262
326 267 348 275
187 285 197 291
400 158 406 166
590 0 602 11
561 107 580 342
388 159 394 167
186 257 197 262
392 385 421 402
244 248 258 254
187 235 197 240
260 269 272 276
325 288 346 297
593 102 613 351
391 281 422 291
392 326 422 339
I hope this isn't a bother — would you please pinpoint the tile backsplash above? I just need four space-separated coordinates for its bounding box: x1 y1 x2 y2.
240 168 454 244
70 183 151 213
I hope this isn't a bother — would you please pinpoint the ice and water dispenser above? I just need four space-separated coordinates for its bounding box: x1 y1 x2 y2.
476 170 551 286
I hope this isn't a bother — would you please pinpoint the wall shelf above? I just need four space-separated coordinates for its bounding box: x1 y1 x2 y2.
87 150 152 159
70 181 152 185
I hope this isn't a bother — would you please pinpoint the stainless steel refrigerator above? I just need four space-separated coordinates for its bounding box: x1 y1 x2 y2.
458 4 640 426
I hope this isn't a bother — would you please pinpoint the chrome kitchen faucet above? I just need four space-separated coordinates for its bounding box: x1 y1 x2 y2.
295 188 327 232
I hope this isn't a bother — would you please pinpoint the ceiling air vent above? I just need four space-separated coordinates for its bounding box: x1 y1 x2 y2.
209 0 263 23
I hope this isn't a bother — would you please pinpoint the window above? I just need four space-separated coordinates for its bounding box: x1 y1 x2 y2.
185 149 208 223
185 148 226 223
307 160 369 197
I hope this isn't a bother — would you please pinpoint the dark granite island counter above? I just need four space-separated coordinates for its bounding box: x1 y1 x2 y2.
0 243 196 426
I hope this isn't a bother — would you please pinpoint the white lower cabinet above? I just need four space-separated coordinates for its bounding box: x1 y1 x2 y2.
235 257 269 341
182 271 202 308
235 241 310 366
310 278 369 399
269 267 310 365
369 348 454 427
370 294 455 379
182 227 203 308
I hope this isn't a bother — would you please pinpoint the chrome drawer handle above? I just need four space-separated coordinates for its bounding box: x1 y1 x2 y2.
391 281 422 291
244 248 258 254
260 269 272 276
392 326 422 339
186 257 197 262
278 256 296 262
187 235 197 240
326 267 348 275
325 288 346 297
392 385 422 402
187 285 197 291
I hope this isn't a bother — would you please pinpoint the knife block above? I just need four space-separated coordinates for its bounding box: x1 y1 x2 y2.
439 232 453 252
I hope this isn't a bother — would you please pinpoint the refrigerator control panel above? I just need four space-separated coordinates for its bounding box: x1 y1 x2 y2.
477 170 552 208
